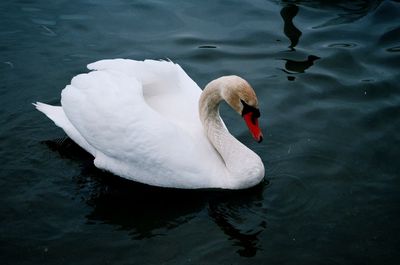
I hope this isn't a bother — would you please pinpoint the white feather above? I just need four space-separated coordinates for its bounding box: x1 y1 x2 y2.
35 59 264 189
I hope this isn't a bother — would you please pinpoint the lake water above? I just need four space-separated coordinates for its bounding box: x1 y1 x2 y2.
1 0 399 264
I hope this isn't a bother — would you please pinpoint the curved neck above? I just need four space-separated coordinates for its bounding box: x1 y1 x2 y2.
199 77 264 187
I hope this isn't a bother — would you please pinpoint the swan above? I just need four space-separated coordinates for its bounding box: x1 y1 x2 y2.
34 59 265 189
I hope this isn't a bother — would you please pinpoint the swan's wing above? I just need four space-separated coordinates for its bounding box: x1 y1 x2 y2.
60 60 220 187
87 59 202 130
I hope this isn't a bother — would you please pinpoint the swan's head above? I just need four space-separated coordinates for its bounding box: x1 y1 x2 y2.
220 76 263 143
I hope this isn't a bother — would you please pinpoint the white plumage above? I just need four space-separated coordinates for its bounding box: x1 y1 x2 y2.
35 59 264 189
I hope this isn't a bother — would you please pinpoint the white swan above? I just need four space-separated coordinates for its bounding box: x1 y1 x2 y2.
34 59 264 189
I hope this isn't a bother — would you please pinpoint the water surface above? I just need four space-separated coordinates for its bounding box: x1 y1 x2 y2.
1 0 399 264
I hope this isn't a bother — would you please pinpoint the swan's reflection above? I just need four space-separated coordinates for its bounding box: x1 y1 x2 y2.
44 138 267 256
208 185 267 257
280 4 302 51
81 175 205 239
45 138 204 238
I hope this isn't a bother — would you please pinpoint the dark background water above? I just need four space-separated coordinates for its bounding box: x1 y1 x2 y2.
1 0 399 264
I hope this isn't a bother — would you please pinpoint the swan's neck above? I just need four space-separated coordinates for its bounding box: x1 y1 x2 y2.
199 77 264 188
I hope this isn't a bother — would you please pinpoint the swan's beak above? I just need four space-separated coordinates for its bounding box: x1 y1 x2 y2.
243 112 263 143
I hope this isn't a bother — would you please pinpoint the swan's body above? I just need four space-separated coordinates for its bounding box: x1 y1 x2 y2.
35 59 264 189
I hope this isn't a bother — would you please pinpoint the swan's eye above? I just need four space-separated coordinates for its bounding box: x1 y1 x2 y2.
241 99 260 124
241 100 260 116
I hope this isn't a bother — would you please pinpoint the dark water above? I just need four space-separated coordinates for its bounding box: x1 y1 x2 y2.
1 0 400 264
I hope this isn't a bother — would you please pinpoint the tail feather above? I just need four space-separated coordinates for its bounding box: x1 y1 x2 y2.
34 102 96 156
33 102 65 128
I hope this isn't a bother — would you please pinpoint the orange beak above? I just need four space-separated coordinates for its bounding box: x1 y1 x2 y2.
243 112 263 143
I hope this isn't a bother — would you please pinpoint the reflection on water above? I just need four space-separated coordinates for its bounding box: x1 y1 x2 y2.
208 185 266 257
84 179 201 239
280 4 302 51
279 3 320 81
279 0 383 28
283 55 320 73
46 139 202 239
209 205 263 257
280 55 320 80
45 138 267 256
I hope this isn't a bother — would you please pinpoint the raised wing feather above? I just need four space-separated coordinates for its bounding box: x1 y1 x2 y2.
87 59 202 129
60 60 213 187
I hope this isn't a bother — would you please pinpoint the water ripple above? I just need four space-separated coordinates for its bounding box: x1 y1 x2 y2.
386 45 400 52
327 42 358 48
